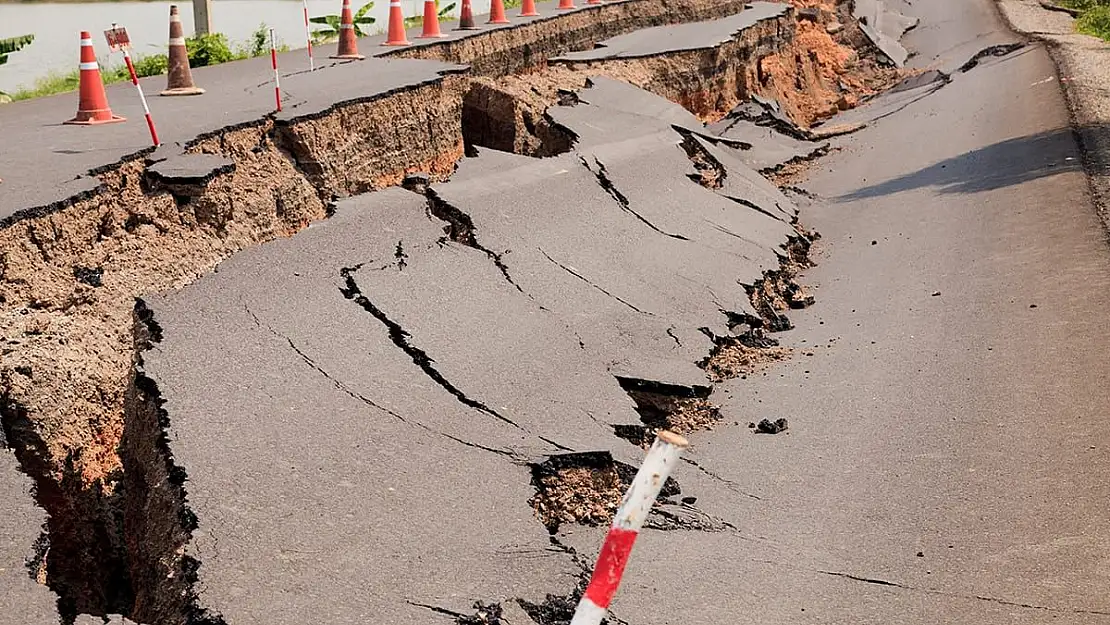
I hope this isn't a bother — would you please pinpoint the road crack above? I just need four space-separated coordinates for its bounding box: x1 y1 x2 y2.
339 265 523 431
579 155 689 241
243 302 517 458
537 247 651 315
816 570 1110 615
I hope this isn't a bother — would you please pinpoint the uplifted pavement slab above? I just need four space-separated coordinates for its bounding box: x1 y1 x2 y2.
570 76 827 173
0 451 58 625
136 188 635 625
706 118 830 171
820 69 951 129
551 2 789 61
853 0 918 67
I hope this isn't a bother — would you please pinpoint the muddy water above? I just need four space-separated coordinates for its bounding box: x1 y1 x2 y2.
0 0 459 93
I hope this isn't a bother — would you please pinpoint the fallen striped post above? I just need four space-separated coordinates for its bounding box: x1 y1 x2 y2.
569 430 689 625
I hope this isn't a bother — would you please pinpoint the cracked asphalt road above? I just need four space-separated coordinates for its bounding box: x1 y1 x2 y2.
16 0 1110 620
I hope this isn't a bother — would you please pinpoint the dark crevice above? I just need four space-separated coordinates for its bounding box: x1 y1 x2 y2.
529 451 681 533
666 326 682 347
579 156 689 241
0 396 131 623
339 265 522 431
614 375 711 400
394 240 408 270
612 382 720 450
125 299 228 625
423 189 528 296
816 570 1110 616
409 599 515 625
722 193 789 223
460 82 577 158
957 42 1026 72
537 248 651 315
677 131 727 190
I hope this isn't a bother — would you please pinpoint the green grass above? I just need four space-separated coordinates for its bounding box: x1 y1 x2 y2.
5 24 282 101
10 53 172 100
1057 0 1110 40
1076 5 1110 40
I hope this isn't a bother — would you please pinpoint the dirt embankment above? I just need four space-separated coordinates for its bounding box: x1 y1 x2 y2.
387 0 755 75
0 1 899 622
0 75 467 620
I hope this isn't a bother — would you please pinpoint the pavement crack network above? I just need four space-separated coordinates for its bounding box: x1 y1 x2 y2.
537 247 652 315
339 265 524 431
578 155 689 241
244 302 517 458
816 570 1110 615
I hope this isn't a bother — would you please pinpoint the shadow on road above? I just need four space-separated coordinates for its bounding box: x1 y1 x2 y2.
837 124 1101 200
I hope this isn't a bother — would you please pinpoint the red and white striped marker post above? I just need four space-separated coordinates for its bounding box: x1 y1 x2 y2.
301 0 315 70
105 26 159 146
569 430 689 625
270 28 282 112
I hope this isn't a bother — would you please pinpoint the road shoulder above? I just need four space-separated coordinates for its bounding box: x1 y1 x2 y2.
997 0 1110 229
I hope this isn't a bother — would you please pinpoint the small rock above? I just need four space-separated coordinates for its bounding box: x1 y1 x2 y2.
826 21 844 34
916 551 924 557
931 291 941 297
1029 304 1038 309
681 496 698 505
755 418 788 434
73 266 104 288
748 422 757 429
871 240 878 245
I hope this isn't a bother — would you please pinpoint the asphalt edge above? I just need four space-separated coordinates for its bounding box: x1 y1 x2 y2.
994 0 1110 236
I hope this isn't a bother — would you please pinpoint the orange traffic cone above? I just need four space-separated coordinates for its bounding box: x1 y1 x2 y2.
162 6 204 95
383 0 411 45
520 0 539 16
65 32 124 125
457 0 479 29
330 0 366 59
418 0 447 38
558 0 576 8
488 0 509 23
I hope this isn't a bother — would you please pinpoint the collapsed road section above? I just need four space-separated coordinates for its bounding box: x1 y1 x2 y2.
0 1 909 624
123 75 818 625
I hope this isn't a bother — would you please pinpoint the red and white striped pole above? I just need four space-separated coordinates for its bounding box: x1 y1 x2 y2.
569 431 689 625
270 28 282 112
120 47 159 146
301 0 315 70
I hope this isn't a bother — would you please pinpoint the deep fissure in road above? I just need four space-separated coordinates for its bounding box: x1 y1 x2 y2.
0 0 903 621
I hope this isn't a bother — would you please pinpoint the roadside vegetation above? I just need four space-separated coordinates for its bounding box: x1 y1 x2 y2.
4 24 284 102
1058 0 1110 40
